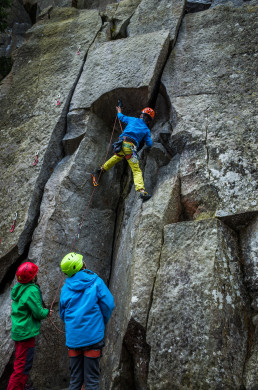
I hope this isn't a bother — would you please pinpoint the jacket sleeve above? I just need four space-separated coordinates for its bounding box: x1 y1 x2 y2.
97 278 115 325
26 287 49 320
117 112 130 124
59 294 65 322
144 130 152 148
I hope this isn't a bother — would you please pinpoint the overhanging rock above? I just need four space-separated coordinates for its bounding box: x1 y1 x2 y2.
127 0 186 43
70 30 170 124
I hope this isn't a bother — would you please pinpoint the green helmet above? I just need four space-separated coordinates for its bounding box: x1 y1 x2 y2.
60 252 83 277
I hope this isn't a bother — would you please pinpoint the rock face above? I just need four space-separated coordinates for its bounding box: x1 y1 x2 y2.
70 30 170 124
0 7 102 277
162 5 258 220
127 0 185 41
0 1 257 390
147 219 248 389
0 0 31 81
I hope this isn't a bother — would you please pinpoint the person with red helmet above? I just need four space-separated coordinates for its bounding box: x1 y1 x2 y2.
94 105 155 201
7 262 53 390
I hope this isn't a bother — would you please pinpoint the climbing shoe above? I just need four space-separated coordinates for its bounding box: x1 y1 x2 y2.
91 168 104 187
140 191 152 202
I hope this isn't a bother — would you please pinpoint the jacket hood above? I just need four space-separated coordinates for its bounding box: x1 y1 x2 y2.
64 269 97 292
11 282 35 301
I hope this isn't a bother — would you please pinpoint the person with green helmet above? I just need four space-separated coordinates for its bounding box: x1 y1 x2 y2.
59 252 115 390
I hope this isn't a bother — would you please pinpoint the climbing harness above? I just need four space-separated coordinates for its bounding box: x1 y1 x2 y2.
33 151 39 166
10 212 17 233
130 145 138 164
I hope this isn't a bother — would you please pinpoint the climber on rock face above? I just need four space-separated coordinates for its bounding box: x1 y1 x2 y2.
7 262 53 390
59 252 115 390
94 105 154 202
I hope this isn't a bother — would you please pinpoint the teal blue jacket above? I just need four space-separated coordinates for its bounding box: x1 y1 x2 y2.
59 269 115 348
118 112 152 148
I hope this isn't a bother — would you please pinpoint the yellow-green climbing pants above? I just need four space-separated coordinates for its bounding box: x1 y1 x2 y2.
103 142 145 192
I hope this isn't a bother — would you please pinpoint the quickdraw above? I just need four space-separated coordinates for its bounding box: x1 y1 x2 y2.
91 172 99 187
10 212 17 233
76 46 81 55
33 151 39 166
55 94 61 106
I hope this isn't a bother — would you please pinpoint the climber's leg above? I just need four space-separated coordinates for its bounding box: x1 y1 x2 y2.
102 153 124 171
127 155 145 192
7 338 35 390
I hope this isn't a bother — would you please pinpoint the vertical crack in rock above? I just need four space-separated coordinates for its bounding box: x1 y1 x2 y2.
146 228 164 329
0 243 31 294
121 318 151 390
235 229 255 389
205 120 211 182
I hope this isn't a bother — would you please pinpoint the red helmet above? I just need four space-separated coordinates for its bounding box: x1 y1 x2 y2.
141 107 155 120
16 262 39 284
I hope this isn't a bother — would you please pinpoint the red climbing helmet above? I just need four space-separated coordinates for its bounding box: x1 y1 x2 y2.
141 107 155 120
16 262 39 284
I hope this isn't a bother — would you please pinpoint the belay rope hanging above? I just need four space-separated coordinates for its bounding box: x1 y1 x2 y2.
48 113 124 333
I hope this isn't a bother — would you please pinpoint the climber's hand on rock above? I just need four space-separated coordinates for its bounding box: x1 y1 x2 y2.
116 106 122 113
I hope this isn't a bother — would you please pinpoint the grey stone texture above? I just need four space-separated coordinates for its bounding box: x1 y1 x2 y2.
0 0 257 389
241 216 258 389
70 29 170 124
147 219 249 389
0 8 102 277
127 0 186 42
0 286 14 379
162 4 258 220
101 157 182 389
99 0 141 39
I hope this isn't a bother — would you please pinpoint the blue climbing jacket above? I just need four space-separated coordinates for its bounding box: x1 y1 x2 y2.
118 112 152 148
59 269 115 349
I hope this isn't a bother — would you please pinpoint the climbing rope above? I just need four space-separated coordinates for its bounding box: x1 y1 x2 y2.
48 112 123 333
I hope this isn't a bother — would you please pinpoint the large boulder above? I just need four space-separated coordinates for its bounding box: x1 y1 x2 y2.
147 219 249 389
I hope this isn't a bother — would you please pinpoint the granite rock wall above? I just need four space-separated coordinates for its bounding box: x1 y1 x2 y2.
0 0 257 389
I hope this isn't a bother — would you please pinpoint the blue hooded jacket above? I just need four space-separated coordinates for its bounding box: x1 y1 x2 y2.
118 112 152 148
59 269 115 349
